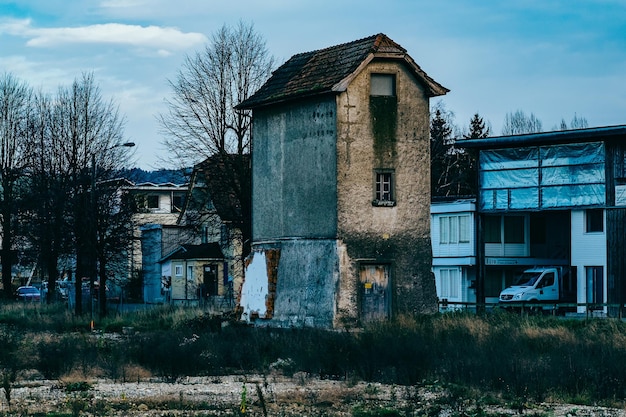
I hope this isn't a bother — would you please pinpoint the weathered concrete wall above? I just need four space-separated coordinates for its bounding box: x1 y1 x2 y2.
243 240 343 328
252 98 338 240
270 240 338 327
335 60 437 322
246 60 437 328
242 240 339 328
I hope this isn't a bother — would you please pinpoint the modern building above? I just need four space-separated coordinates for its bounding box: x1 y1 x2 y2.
460 125 626 315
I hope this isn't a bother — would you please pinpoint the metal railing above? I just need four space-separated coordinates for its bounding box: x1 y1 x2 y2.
438 299 626 319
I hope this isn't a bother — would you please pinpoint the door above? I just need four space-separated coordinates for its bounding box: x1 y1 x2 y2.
359 264 390 322
203 264 218 297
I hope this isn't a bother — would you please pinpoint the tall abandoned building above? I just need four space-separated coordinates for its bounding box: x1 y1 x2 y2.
237 34 448 328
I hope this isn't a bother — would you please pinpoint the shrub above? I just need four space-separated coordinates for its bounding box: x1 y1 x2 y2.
4 303 626 406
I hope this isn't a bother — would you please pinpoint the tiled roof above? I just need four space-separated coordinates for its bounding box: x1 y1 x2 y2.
237 33 448 109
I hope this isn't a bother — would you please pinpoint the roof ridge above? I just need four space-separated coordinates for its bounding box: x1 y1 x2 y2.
289 33 383 59
238 33 447 109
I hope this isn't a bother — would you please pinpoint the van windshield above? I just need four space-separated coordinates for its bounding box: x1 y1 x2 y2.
513 272 542 287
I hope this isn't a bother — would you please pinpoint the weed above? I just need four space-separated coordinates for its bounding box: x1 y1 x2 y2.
66 392 91 417
256 382 268 417
1 370 12 408
240 381 247 415
4 303 626 408
352 405 403 417
64 381 92 393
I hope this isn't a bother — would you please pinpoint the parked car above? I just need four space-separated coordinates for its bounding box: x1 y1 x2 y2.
15 286 41 302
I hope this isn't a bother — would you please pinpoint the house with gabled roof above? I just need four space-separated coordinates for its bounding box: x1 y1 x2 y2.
237 34 448 327
175 154 251 308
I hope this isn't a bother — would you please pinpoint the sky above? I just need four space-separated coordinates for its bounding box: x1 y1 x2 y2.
1 0 625 169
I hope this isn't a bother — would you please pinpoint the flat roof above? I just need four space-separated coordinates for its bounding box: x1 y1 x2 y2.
457 124 626 149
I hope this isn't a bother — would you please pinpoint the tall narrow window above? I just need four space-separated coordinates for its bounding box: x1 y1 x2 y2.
172 194 184 212
373 170 395 206
187 266 194 282
586 266 604 309
440 217 450 244
458 215 470 243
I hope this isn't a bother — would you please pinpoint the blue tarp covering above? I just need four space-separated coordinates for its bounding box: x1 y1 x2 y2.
479 142 605 211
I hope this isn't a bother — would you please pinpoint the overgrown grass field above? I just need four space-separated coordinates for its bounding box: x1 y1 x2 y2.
1 303 626 408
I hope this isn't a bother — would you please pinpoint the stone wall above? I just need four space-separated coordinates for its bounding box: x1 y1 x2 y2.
335 60 437 321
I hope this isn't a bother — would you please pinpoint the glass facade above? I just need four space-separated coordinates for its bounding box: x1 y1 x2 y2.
479 142 605 211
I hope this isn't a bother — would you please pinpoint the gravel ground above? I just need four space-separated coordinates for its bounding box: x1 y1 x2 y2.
3 374 626 416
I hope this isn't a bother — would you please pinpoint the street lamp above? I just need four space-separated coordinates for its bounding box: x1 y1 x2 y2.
90 141 135 323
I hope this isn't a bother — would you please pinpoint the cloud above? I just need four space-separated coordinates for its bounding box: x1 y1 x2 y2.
100 0 150 8
0 18 207 54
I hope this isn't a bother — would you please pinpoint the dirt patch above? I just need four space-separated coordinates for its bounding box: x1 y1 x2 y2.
4 375 626 416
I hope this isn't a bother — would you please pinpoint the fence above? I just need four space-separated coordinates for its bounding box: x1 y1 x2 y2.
438 299 626 319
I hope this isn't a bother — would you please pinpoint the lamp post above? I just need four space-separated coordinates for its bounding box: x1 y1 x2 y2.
90 141 135 324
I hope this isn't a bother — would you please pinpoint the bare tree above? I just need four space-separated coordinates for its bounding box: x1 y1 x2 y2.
22 89 69 303
159 21 273 264
48 73 130 315
159 21 274 165
557 113 589 130
94 177 135 317
501 110 543 135
0 73 32 298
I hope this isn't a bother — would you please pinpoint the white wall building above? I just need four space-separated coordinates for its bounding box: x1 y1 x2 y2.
431 198 477 310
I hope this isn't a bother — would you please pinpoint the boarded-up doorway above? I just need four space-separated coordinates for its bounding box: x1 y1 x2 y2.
203 264 218 297
359 264 390 322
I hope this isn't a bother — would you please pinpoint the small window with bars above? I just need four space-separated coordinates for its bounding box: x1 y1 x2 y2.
373 170 395 207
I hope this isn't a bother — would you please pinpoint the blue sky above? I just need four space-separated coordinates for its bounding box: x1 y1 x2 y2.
1 0 625 169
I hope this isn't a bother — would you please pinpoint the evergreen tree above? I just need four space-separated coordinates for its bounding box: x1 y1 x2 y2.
455 113 491 196
430 108 453 197
464 113 490 139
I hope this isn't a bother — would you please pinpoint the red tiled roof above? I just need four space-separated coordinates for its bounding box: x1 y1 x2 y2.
237 33 448 109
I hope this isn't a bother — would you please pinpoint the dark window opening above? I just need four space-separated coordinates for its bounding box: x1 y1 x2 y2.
530 214 547 244
484 216 501 243
172 194 184 212
504 216 525 243
585 209 603 233
147 195 159 209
